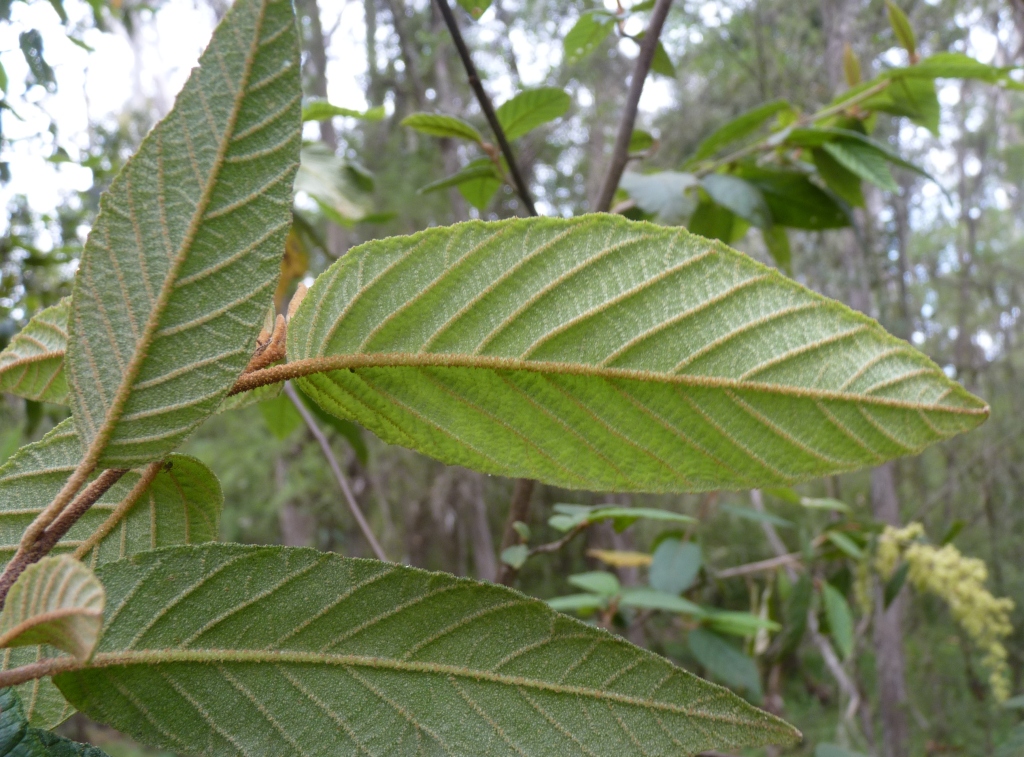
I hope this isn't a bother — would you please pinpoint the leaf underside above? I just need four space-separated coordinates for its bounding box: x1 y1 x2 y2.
287 215 986 493
0 299 69 404
65 0 301 467
0 556 104 661
0 418 221 727
55 544 798 756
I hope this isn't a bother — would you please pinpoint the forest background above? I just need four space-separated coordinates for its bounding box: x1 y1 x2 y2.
0 0 1022 754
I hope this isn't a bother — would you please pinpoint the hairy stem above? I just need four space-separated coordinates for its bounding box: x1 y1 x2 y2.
74 461 164 560
432 0 537 216
593 0 674 212
0 468 128 608
284 382 388 562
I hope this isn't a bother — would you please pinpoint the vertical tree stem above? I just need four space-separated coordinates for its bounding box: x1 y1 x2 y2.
431 0 537 216
593 0 674 212
284 382 388 562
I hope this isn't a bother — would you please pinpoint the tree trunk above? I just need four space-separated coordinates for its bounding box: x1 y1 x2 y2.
872 463 910 757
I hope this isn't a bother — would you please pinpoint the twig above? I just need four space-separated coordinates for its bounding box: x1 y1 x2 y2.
593 0 675 212
0 468 128 608
715 552 803 579
284 382 388 562
529 523 587 556
497 477 534 585
432 0 537 216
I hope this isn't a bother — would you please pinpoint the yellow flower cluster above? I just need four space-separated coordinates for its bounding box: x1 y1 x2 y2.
875 523 1015 702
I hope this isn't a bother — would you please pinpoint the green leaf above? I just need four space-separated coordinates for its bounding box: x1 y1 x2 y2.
289 215 987 493
54 544 799 755
883 561 909 608
687 200 739 242
297 143 372 226
779 574 812 655
650 41 675 78
620 587 704 615
418 159 502 196
800 496 849 512
650 538 702 595
719 504 794 529
546 593 606 612
940 519 965 545
0 688 110 756
701 174 772 228
893 52 1019 85
629 130 654 152
456 159 504 211
821 140 898 192
295 386 369 465
302 100 385 122
19 30 55 92
619 171 698 224
0 556 103 661
816 744 869 757
706 611 780 636
496 88 570 141
45 0 67 23
1003 695 1024 710
739 168 849 229
691 100 791 162
258 393 303 439
500 544 528 569
884 0 916 60
688 628 763 700
0 299 69 403
825 531 863 559
821 583 853 659
996 724 1024 757
549 504 695 532
65 0 301 468
862 76 939 133
761 226 792 272
813 148 865 207
568 570 620 596
400 113 483 144
456 0 491 19
563 10 616 64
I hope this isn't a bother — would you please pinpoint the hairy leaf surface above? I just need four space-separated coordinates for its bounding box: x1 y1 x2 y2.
287 215 986 492
0 421 221 728
65 0 301 467
0 556 103 661
55 544 798 756
0 299 69 404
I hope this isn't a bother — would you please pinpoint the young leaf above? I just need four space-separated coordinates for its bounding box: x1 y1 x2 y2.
821 583 853 659
885 0 916 60
629 129 655 152
496 87 570 141
0 419 222 570
821 140 898 192
65 0 301 467
54 544 800 756
288 216 986 492
649 538 702 595
0 299 69 404
563 10 616 64
688 628 763 700
892 52 1020 86
861 76 939 133
401 113 484 144
843 44 861 87
691 100 791 163
587 549 652 568
701 174 772 228
0 688 110 757
0 556 103 661
301 100 385 122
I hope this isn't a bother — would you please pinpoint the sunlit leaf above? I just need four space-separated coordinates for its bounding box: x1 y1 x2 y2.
587 549 652 568
496 87 570 141
302 100 385 122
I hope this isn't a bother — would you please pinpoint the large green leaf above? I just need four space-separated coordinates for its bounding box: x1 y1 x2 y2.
65 0 301 468
563 10 616 64
690 100 791 163
0 419 221 728
54 544 798 756
286 215 986 492
0 299 69 404
496 88 570 141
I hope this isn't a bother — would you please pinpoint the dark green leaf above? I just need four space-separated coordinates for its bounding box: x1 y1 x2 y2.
401 113 483 144
687 199 738 241
688 628 763 700
418 159 502 196
762 226 792 272
691 100 791 162
18 31 55 91
496 88 570 141
650 41 675 78
45 0 67 23
563 10 616 64
739 168 849 229
0 688 110 756
702 174 772 228
650 538 702 595
780 574 812 655
825 531 863 559
822 583 853 659
813 148 865 207
822 140 898 192
883 561 909 609
940 519 965 545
